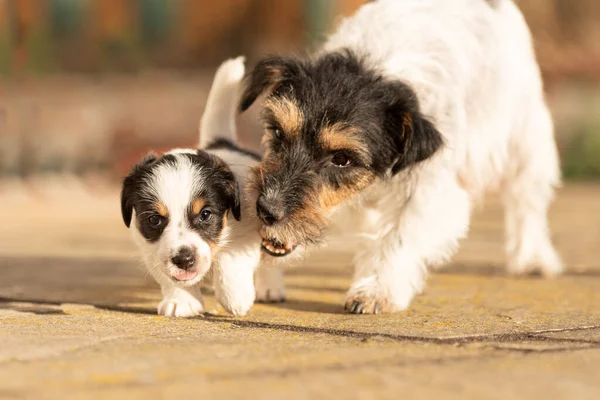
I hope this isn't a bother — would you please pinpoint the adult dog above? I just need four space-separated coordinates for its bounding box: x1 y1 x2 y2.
240 0 562 314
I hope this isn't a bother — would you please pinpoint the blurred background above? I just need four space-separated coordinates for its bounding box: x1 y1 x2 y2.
0 0 599 197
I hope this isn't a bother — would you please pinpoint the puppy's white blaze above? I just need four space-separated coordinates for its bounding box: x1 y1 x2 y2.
143 154 215 281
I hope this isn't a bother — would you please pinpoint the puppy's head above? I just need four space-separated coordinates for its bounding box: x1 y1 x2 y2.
241 50 443 257
121 150 240 286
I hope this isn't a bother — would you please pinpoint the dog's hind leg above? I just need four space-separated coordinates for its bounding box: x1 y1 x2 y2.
502 102 562 277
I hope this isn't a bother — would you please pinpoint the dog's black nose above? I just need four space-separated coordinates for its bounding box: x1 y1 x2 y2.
171 247 196 270
256 196 285 226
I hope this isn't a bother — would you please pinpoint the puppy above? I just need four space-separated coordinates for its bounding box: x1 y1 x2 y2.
121 57 261 317
240 0 562 314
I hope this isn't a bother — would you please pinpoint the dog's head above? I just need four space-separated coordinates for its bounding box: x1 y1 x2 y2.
240 50 443 257
121 150 240 285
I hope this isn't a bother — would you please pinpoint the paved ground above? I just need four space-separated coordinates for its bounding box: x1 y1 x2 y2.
0 183 599 399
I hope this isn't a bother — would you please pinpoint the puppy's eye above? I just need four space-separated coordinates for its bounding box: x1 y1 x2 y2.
199 209 212 222
331 152 352 167
148 215 163 228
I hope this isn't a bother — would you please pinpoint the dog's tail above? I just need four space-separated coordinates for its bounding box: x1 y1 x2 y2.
199 56 245 148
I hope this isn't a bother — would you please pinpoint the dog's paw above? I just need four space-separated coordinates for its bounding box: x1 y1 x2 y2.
216 283 255 317
344 276 411 314
507 242 563 278
255 267 286 303
158 290 204 318
344 293 395 315
255 286 286 303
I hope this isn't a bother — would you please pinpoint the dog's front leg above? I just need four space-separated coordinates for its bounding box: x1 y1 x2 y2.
153 278 205 318
345 236 428 314
140 264 204 317
255 266 286 303
213 250 260 317
345 181 471 314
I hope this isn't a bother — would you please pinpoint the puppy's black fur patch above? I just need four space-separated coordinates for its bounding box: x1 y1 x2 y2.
120 150 241 243
206 138 261 162
120 153 158 229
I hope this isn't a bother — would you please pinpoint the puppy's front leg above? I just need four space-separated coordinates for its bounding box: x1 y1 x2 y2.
345 181 471 314
147 273 204 318
213 250 260 316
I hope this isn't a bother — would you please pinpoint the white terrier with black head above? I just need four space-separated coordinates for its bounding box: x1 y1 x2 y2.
240 0 562 314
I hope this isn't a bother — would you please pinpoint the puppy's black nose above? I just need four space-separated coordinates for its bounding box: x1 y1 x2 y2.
256 195 285 226
171 247 196 270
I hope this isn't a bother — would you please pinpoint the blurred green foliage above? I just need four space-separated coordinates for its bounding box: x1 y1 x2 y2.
563 120 600 180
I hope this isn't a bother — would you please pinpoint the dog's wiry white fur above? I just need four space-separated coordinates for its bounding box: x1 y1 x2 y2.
130 57 262 317
254 267 286 302
288 0 561 311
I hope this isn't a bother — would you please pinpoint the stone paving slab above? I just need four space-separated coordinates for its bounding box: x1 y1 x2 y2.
0 184 599 398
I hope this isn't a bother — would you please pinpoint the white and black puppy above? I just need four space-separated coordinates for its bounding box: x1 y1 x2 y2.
241 0 562 314
121 57 262 317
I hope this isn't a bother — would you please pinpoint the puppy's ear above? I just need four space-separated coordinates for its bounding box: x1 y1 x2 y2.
384 85 444 175
120 153 157 227
239 56 302 112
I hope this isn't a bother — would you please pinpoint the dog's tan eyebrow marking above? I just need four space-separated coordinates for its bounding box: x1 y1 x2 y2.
319 123 371 164
263 97 304 137
192 198 206 216
153 202 168 217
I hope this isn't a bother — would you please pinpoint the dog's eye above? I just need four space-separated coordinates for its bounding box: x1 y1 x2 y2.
200 209 212 222
331 152 352 167
148 215 163 228
267 126 284 141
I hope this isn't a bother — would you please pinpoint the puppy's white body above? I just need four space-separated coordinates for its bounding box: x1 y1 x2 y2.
208 147 262 316
313 0 561 310
130 58 261 317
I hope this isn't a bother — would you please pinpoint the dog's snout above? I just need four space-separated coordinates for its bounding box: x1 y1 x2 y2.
171 247 196 270
256 195 285 226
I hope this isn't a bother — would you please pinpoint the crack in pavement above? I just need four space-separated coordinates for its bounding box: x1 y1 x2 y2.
3 298 600 352
218 319 600 347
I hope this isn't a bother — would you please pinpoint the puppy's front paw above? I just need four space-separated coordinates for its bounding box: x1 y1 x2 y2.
158 290 204 318
255 267 286 303
344 277 410 314
216 284 255 317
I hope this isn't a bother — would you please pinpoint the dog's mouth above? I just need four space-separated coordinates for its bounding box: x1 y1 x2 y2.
260 236 297 257
169 269 199 282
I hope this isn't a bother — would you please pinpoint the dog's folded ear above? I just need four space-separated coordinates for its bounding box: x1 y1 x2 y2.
384 84 444 175
239 56 302 112
229 180 242 221
120 153 157 228
221 175 241 221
